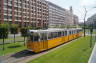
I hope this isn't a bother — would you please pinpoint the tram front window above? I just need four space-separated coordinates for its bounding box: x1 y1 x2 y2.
29 32 40 42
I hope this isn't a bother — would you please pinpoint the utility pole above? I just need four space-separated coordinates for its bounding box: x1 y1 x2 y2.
83 7 87 37
83 7 96 37
90 23 93 48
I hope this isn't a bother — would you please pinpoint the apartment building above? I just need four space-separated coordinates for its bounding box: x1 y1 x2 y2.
0 0 49 28
73 15 79 26
62 6 76 26
47 1 66 27
86 14 96 28
47 1 76 27
0 0 78 28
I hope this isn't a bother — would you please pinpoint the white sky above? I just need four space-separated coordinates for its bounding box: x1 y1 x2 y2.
47 0 96 22
81 0 96 6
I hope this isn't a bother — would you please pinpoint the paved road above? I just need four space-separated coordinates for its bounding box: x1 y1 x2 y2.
88 43 96 63
0 56 3 63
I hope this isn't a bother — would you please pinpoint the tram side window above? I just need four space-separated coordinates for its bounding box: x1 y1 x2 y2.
56 32 59 37
76 30 77 33
73 31 75 34
65 31 67 36
58 32 61 37
78 30 79 32
63 31 65 36
69 31 71 35
75 30 76 33
48 32 53 39
80 30 81 32
74 30 76 33
62 31 64 36
74 30 76 34
76 30 78 33
73 31 74 34
40 33 47 41
75 30 77 33
80 30 82 32
61 31 63 36
77 30 79 33
78 30 80 32
53 32 58 38
72 31 74 34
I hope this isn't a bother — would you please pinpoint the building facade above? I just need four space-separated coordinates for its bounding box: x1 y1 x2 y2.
0 0 49 28
73 15 79 25
87 14 96 28
0 0 78 28
47 1 66 27
47 1 76 27
64 6 76 26
64 10 73 26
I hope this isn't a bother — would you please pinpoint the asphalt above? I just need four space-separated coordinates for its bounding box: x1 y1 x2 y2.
88 43 96 63
0 56 3 63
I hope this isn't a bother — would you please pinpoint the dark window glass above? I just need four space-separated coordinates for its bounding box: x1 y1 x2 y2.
29 32 39 42
40 33 47 40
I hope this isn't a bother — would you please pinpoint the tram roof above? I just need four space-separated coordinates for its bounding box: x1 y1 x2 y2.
29 29 65 33
29 28 82 33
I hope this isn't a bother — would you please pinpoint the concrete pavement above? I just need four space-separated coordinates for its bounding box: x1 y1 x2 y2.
0 56 3 63
88 43 96 63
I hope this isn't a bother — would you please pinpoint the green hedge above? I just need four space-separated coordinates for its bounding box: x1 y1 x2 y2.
0 24 9 39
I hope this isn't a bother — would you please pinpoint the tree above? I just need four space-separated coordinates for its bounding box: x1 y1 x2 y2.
10 24 18 43
20 27 28 46
0 24 9 50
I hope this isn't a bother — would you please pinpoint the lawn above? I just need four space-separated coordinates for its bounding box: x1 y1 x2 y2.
0 42 26 56
0 36 24 43
28 36 95 63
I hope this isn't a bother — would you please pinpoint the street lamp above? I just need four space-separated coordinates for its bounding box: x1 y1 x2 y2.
83 7 96 37
90 22 93 48
83 7 87 37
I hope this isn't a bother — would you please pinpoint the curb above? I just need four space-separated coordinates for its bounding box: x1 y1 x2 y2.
88 43 96 63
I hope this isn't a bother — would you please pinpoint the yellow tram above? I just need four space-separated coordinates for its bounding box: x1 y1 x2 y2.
27 28 82 53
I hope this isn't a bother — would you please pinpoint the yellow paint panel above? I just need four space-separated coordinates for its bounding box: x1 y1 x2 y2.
48 36 67 49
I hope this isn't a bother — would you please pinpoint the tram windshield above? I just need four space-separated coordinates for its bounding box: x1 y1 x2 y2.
28 32 40 42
